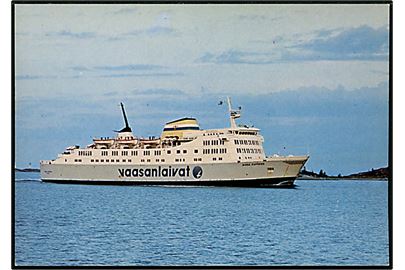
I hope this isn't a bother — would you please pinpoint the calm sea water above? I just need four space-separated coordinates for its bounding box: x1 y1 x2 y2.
14 171 389 266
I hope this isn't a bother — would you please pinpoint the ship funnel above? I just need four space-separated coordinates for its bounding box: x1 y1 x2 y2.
118 102 132 133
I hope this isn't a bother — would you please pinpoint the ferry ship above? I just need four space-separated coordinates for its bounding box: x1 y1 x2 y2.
40 98 309 187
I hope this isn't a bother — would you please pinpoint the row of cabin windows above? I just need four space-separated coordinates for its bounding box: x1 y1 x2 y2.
203 132 224 136
234 139 259 146
88 159 168 163
76 157 227 163
228 130 257 135
79 149 202 157
202 148 227 154
140 159 165 162
239 131 257 135
174 149 200 154
236 148 262 154
90 159 132 163
203 140 225 146
78 151 92 156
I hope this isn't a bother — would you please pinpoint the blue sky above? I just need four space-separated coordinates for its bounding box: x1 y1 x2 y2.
14 4 389 175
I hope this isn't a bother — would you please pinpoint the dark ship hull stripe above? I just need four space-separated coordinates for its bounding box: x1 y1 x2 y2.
41 177 297 188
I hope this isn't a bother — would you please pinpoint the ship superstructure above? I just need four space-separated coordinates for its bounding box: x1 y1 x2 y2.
40 98 308 187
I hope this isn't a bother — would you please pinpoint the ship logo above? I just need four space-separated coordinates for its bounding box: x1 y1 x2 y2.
192 166 203 179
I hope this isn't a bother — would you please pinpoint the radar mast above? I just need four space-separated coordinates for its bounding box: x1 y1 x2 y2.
227 97 241 129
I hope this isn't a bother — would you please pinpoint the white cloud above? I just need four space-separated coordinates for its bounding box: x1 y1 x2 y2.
14 4 389 98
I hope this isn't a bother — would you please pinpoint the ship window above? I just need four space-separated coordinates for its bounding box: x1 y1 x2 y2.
122 151 128 156
101 159 104 162
111 159 114 162
176 150 181 154
65 159 67 162
161 159 165 162
147 159 151 162
183 150 187 154
96 159 99 162
141 159 144 162
219 157 222 160
213 157 216 161
144 150 150 156
106 159 109 162
167 150 171 154
194 149 198 154
116 159 119 162
122 159 126 162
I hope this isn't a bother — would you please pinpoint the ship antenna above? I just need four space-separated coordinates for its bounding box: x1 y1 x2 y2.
119 102 132 132
227 97 241 129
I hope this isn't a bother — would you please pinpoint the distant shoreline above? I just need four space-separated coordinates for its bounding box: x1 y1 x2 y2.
15 168 40 172
297 176 388 181
299 166 389 181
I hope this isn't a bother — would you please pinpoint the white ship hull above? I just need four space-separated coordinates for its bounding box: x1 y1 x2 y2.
40 156 308 188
